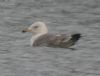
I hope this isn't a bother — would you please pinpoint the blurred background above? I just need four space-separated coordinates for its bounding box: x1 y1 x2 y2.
0 0 100 76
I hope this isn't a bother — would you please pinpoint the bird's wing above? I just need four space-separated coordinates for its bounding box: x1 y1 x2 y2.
47 34 71 47
33 34 70 47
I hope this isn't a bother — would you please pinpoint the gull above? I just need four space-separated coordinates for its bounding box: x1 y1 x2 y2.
22 21 81 48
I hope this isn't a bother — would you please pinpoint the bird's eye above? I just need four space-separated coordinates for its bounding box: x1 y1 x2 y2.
34 26 38 29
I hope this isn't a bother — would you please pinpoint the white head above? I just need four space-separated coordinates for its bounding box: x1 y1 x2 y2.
22 21 48 35
22 21 48 45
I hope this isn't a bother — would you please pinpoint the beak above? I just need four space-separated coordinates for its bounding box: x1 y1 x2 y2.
22 28 32 33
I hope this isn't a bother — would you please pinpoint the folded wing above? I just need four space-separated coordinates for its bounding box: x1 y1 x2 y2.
33 33 81 48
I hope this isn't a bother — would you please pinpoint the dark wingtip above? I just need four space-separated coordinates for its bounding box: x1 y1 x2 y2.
22 30 26 33
71 33 81 41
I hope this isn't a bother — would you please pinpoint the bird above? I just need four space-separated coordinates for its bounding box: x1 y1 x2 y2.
22 21 81 48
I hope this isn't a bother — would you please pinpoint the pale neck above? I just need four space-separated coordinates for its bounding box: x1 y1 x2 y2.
30 32 47 46
39 28 48 35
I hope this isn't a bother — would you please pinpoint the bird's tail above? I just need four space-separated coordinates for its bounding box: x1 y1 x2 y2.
62 33 81 48
70 33 81 42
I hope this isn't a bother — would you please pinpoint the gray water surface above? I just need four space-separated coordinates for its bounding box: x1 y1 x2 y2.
0 0 100 76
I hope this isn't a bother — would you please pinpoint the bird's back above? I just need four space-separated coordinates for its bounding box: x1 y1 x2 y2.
32 33 81 48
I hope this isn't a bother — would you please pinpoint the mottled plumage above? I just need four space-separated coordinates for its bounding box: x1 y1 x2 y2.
22 21 81 48
33 33 81 48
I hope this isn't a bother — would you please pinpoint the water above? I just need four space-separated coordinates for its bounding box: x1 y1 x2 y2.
0 0 100 76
